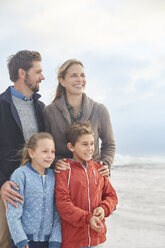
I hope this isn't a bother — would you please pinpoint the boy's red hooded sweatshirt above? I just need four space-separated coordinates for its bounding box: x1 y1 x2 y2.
55 159 118 248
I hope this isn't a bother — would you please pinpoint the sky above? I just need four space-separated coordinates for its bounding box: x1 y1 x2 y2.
0 0 165 162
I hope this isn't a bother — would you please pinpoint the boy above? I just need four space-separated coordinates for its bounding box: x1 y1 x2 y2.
55 121 118 248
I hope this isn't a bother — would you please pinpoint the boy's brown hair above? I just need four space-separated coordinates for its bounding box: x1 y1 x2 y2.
66 121 94 146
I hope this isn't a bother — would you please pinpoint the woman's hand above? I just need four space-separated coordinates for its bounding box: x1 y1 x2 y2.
98 161 110 178
54 159 70 173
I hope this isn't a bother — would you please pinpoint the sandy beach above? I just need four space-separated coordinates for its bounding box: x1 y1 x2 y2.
103 164 165 248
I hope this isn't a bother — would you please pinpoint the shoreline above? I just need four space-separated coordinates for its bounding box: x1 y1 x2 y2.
103 164 165 248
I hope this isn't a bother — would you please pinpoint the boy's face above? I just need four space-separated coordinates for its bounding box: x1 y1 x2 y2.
68 134 94 165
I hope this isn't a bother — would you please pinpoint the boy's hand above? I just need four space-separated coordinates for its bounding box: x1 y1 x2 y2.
98 161 110 178
54 159 70 173
89 216 104 232
93 206 105 221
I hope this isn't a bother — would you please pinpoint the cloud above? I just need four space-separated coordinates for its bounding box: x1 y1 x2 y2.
30 0 165 57
125 57 165 99
0 0 165 155
1 0 164 58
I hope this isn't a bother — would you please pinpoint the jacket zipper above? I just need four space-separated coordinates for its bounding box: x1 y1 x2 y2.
38 176 46 240
82 164 91 247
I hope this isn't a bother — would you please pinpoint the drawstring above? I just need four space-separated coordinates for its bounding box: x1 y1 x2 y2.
67 167 71 188
93 170 97 185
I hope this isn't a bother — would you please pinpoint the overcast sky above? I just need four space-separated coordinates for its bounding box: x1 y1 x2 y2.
0 0 165 159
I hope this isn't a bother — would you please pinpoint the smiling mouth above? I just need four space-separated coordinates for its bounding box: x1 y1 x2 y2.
84 153 93 157
45 160 53 163
74 84 84 87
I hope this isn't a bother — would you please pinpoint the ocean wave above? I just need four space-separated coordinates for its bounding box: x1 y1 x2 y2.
113 154 165 166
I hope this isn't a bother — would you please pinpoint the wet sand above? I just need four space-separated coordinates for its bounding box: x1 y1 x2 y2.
103 164 165 248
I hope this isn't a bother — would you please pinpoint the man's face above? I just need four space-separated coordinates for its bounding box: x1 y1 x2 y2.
24 61 45 93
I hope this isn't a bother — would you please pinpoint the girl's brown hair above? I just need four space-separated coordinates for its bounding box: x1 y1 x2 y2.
53 59 84 102
21 132 54 165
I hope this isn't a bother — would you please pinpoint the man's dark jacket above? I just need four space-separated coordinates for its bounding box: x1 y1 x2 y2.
0 87 45 188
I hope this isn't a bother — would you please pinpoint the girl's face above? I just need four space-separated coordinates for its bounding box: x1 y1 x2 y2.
60 64 86 97
67 134 94 165
29 138 55 175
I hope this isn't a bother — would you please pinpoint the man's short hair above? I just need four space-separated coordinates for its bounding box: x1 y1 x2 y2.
7 50 42 82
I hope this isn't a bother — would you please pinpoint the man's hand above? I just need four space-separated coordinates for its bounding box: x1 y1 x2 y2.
0 181 23 210
54 159 70 173
93 206 105 221
89 216 104 232
98 161 110 178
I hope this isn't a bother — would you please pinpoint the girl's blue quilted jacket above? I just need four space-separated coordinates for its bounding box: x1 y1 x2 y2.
6 162 61 248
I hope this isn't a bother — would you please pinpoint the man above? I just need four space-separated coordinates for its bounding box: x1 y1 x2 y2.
0 50 45 248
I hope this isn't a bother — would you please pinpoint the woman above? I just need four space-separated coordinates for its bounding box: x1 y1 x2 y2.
43 59 115 176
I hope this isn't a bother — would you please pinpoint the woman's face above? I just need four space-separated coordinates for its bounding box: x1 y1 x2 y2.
60 64 86 96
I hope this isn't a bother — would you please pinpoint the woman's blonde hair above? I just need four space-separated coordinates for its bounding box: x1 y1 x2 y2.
53 59 84 102
21 132 54 165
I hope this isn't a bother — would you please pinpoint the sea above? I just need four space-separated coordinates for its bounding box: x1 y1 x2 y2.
113 154 165 167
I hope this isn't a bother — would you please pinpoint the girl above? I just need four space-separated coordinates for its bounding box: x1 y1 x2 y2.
6 132 61 248
43 59 115 177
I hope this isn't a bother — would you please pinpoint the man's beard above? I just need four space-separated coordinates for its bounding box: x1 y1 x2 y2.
24 74 39 93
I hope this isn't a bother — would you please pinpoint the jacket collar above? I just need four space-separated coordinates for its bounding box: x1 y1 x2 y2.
54 93 95 124
1 86 42 134
66 158 94 168
26 162 49 175
1 86 12 103
2 86 41 103
1 87 23 132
